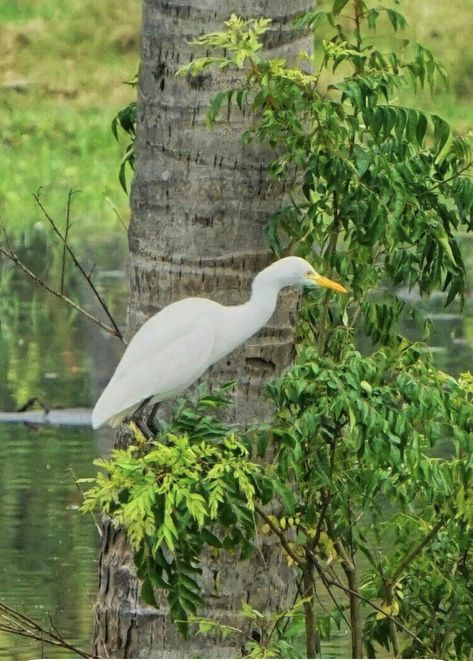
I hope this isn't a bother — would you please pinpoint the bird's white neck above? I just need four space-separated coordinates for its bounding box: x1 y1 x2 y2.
232 274 281 339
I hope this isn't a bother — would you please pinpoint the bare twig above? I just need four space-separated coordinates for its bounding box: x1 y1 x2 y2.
60 188 75 294
0 231 123 341
104 195 128 231
390 518 444 586
255 507 351 631
0 601 96 658
33 190 124 341
67 467 102 537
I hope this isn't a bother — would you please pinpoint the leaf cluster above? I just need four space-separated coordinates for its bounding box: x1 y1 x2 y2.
190 598 309 658
179 1 473 350
111 87 136 193
83 386 263 635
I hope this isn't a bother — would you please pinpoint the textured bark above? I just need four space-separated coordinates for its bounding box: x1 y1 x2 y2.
94 0 313 657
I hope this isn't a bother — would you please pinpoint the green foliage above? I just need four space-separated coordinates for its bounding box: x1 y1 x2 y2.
174 2 473 658
182 7 472 344
111 74 137 193
82 386 265 635
190 598 309 658
268 340 473 655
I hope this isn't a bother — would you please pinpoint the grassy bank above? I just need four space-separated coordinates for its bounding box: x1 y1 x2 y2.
0 0 140 240
0 0 472 243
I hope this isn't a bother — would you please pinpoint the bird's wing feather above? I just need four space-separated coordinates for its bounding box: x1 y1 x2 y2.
114 298 219 377
91 309 218 428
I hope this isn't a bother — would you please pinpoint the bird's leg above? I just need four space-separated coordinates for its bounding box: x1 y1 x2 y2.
146 402 161 436
129 397 154 440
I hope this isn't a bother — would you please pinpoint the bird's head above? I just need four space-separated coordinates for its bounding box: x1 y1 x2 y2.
260 256 347 294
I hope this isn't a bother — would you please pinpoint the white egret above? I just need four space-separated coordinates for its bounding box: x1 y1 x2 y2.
91 257 347 429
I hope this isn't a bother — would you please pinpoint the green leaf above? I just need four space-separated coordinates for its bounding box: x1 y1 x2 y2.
141 578 158 608
207 91 227 125
272 480 296 514
201 528 223 548
332 0 350 16
433 115 453 164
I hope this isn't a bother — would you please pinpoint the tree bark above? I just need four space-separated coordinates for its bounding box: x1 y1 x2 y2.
93 0 312 657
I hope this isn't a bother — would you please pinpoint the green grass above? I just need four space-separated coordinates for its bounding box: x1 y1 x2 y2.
0 0 140 239
0 0 472 241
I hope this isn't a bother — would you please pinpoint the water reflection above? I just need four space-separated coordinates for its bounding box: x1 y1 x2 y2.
0 425 99 660
0 250 124 658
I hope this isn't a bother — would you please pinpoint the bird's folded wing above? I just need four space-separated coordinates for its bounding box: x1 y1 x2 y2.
92 315 216 428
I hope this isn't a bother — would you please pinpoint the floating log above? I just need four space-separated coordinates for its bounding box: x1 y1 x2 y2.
0 408 93 427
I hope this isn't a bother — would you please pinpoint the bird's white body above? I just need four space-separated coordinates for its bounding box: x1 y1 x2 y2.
92 257 346 429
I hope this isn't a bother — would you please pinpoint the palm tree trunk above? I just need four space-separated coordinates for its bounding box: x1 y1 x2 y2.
93 1 312 656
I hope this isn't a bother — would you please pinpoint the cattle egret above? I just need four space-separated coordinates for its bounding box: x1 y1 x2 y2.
91 257 347 429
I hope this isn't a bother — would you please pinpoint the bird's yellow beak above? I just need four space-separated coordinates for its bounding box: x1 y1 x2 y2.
308 273 348 294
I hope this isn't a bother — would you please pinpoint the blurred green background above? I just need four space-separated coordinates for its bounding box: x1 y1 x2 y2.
0 0 140 243
1 0 473 243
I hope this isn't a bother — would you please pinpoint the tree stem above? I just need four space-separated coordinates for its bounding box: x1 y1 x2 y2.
385 582 400 658
334 540 363 658
391 519 444 585
302 558 319 659
317 192 340 354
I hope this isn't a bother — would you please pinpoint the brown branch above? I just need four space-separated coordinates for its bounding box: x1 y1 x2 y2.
255 508 351 632
33 190 124 341
0 238 122 340
60 188 75 294
0 601 96 658
382 518 444 657
312 560 351 630
302 558 319 658
390 518 444 586
334 540 363 658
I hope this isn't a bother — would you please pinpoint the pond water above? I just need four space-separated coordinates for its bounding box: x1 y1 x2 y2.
0 262 124 660
0 239 472 659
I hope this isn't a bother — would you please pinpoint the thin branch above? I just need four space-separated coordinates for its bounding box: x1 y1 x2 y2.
60 188 75 294
305 548 435 657
0 601 96 658
255 507 351 632
67 467 102 537
302 556 319 658
0 238 122 340
311 555 351 631
390 518 444 586
317 191 341 354
255 506 306 566
104 195 129 232
333 539 363 658
420 161 473 196
33 190 124 341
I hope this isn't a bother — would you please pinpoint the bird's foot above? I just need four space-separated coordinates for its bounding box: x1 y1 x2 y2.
145 402 161 436
128 418 154 442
